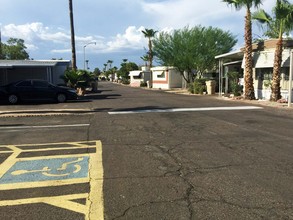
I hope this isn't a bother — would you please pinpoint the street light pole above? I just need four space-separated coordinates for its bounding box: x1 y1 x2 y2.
83 42 96 70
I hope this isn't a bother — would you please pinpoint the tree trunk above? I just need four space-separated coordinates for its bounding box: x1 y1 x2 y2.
148 38 153 68
69 0 77 71
243 9 255 100
270 38 283 101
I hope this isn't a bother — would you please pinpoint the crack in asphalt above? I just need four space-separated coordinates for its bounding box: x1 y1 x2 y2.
112 144 195 220
191 197 293 219
113 141 293 219
112 198 189 220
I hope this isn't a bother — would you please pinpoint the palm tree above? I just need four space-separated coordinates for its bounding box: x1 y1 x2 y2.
223 0 263 100
142 28 158 68
253 0 293 101
69 0 77 71
103 63 107 72
107 60 113 69
140 54 149 67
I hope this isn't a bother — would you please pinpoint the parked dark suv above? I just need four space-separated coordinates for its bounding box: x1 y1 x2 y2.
0 79 78 104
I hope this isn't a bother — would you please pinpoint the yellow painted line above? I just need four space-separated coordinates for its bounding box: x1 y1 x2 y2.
0 193 88 214
0 178 89 190
0 193 87 205
0 146 21 179
46 195 88 215
88 142 104 220
13 153 102 162
0 146 94 154
0 140 104 220
0 140 95 148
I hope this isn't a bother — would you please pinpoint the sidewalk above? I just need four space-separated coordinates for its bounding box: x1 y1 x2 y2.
165 89 292 109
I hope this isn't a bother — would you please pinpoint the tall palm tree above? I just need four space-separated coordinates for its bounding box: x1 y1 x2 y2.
69 0 77 71
253 0 293 101
140 54 149 67
142 28 158 68
107 60 113 69
223 0 263 100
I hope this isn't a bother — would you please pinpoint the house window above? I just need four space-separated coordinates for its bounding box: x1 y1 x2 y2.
256 67 290 80
255 68 272 80
282 68 289 80
133 73 142 79
157 71 165 78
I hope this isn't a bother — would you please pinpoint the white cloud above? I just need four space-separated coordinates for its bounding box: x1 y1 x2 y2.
104 26 146 53
2 23 44 42
51 49 71 53
141 0 234 28
141 0 277 34
1 22 71 47
1 22 147 55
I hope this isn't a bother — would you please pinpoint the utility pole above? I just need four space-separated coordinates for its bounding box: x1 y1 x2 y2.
288 50 293 107
69 0 77 71
0 30 2 59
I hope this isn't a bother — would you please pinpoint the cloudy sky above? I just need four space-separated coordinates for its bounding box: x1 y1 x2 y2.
1 0 277 70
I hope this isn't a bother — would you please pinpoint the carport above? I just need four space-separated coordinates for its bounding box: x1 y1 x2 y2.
215 50 244 96
0 60 71 86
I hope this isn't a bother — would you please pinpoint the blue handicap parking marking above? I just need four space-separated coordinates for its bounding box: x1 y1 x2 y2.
0 156 89 184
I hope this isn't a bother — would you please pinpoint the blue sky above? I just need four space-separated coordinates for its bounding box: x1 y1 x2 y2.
0 0 277 70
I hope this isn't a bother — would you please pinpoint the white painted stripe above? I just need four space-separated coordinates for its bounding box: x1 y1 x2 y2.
0 124 90 130
108 106 263 115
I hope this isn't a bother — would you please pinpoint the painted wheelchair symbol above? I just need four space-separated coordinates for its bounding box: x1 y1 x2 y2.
11 157 83 177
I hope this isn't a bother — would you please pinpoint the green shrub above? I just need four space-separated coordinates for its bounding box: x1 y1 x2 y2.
122 78 130 85
227 71 242 96
140 81 147 87
230 83 241 96
189 79 206 94
263 80 271 89
188 83 194 94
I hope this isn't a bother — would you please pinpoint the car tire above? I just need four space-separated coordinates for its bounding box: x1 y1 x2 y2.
56 93 67 103
8 94 19 104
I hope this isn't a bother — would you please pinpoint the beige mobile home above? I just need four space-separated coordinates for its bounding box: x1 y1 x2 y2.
216 39 293 101
151 66 182 89
129 67 151 87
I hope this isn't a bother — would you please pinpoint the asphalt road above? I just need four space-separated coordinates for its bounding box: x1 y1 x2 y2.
0 81 293 220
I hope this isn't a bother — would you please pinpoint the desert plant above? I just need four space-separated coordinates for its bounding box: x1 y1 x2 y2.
227 71 242 96
189 79 207 94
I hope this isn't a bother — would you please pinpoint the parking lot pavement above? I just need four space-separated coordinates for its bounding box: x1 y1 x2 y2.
0 140 104 220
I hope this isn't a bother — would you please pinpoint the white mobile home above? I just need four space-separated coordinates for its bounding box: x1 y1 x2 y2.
151 66 182 89
129 67 151 87
216 39 293 101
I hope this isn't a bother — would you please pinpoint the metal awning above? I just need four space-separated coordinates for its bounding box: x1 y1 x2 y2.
215 50 244 60
0 60 71 68
223 60 243 66
129 71 142 76
250 50 291 68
